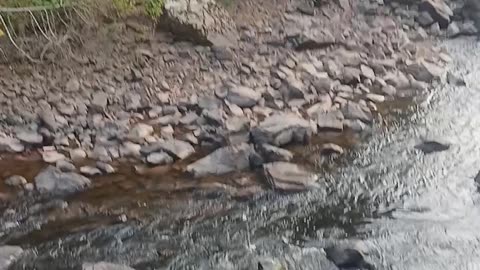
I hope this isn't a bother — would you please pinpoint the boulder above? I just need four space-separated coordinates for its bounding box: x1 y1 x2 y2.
141 139 194 160
35 166 91 195
82 262 135 270
251 113 313 146
257 144 294 162
186 143 256 177
162 0 238 46
446 21 460 38
0 245 23 270
225 84 261 108
419 0 453 28
263 162 319 191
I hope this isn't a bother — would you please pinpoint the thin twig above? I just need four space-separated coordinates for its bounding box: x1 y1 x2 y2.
0 14 38 63
6 14 16 38
28 11 51 41
0 5 72 13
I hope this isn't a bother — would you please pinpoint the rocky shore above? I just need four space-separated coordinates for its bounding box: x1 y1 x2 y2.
0 0 478 268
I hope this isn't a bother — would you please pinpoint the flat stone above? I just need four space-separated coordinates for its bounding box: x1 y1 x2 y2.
366 93 386 103
4 175 27 187
0 136 24 153
251 113 313 146
80 166 102 176
225 84 261 108
342 102 373 123
96 162 116 174
35 166 91 195
82 262 135 270
258 144 293 162
56 160 76 172
289 29 336 50
263 162 319 191
0 245 24 270
16 130 43 146
405 60 444 82
320 143 344 155
325 246 374 270
91 92 108 111
141 139 194 160
315 111 344 132
415 139 450 154
70 148 87 161
42 150 66 163
225 116 250 132
128 123 154 143
186 143 256 178
419 0 453 28
146 152 174 165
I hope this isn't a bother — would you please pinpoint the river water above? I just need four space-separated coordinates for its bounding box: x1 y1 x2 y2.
2 38 480 270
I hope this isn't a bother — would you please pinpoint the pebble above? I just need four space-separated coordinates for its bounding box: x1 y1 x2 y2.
128 123 154 142
80 166 102 176
4 175 27 187
70 148 87 161
42 150 66 163
16 130 43 145
96 162 116 174
56 160 76 172
146 152 174 165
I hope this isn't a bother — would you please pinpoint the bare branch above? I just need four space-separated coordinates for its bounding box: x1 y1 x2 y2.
0 14 38 63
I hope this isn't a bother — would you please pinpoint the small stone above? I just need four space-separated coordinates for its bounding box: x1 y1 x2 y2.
141 139 195 160
38 110 59 131
146 152 174 165
120 142 142 158
360 65 375 80
56 160 76 172
366 93 386 103
16 130 43 145
342 102 373 123
91 92 108 111
128 123 154 142
263 162 319 191
65 77 80 92
320 143 344 155
70 148 87 161
258 144 293 162
4 175 27 187
80 166 102 176
42 150 66 163
96 162 116 174
225 116 250 132
226 84 261 108
446 21 460 38
415 139 450 154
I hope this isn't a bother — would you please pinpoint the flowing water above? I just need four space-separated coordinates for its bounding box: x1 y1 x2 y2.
2 38 480 270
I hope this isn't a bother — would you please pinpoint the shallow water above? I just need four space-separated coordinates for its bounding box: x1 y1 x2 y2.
2 38 480 270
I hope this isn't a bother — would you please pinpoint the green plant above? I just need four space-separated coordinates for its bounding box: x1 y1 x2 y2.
144 0 163 19
111 0 134 16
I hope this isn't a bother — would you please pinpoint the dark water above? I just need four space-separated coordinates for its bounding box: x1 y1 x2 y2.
2 38 480 270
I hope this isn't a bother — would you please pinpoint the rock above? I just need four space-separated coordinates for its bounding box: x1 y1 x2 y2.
366 93 385 103
4 175 27 187
0 245 24 270
251 113 312 146
198 96 223 110
419 0 453 28
257 144 293 162
16 130 43 145
381 85 397 96
297 3 315 16
141 139 194 160
360 65 375 80
35 166 91 195
417 11 435 27
82 262 135 270
283 77 306 99
405 60 444 82
38 110 59 131
128 123 154 142
446 71 466 86
289 29 336 50
225 116 250 132
180 112 199 125
96 162 116 174
0 136 24 153
315 111 344 132
342 102 373 123
162 0 238 46
202 109 224 125
56 160 76 172
146 152 174 165
341 67 361 84
120 142 142 158
320 143 344 155
257 257 285 270
459 20 478 36
447 21 460 38
42 150 66 163
80 166 102 176
415 140 450 154
325 246 374 270
70 148 87 161
225 84 261 108
91 92 108 111
263 162 319 191
475 170 480 186
186 143 256 177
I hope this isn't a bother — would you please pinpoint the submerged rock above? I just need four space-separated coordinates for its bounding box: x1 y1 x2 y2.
0 245 24 270
141 139 195 160
257 144 293 162
263 162 319 191
82 262 135 270
415 140 450 154
35 166 91 195
325 246 374 270
251 113 312 146
186 143 256 178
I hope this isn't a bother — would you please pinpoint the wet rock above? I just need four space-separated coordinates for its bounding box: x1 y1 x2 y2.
342 102 373 123
141 139 194 160
96 162 116 174
315 111 344 132
415 140 450 154
405 60 444 82
56 160 76 172
0 245 24 270
16 130 43 145
186 143 256 177
263 162 319 191
35 166 91 195
257 257 285 270
321 143 344 155
4 175 27 187
325 246 374 270
0 136 24 153
42 150 66 163
257 144 293 162
419 0 453 28
128 123 154 143
225 84 261 108
447 21 460 38
251 113 312 146
82 262 135 270
70 148 87 161
146 152 174 165
80 166 102 176
417 11 435 27
446 71 466 86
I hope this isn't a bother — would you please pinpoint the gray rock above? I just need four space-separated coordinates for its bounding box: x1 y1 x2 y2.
225 116 250 132
125 93 142 111
35 166 91 195
186 143 256 178
446 71 466 86
82 262 135 270
381 85 397 96
225 84 261 108
180 112 199 125
16 130 43 145
416 11 435 27
325 246 374 270
65 77 80 92
447 21 460 38
56 160 76 172
202 109 224 125
198 96 223 110
297 3 315 16
251 113 312 146
257 144 293 162
42 150 66 163
289 29 336 50
405 60 444 82
366 93 386 103
70 148 87 161
91 92 108 111
419 0 453 28
360 64 375 80
141 139 194 160
415 140 450 154
4 175 27 187
321 143 344 155
0 245 23 270
283 77 306 99
96 162 116 174
315 111 344 132
128 123 154 142
120 142 142 158
80 166 103 176
0 136 24 153
342 102 373 123
146 152 174 165
263 162 319 191
38 110 59 131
